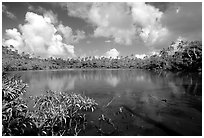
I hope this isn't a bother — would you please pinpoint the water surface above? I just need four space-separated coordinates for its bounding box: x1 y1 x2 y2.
8 69 202 136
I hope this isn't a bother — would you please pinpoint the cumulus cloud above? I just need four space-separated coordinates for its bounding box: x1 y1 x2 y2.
63 2 168 46
2 4 16 19
3 28 24 52
19 12 75 58
88 3 136 45
28 5 58 24
57 24 85 44
129 2 168 44
3 11 87 58
104 48 119 58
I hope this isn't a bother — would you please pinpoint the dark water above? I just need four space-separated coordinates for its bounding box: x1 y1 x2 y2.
8 69 202 136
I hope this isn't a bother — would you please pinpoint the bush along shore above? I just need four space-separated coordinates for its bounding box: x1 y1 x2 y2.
2 40 202 72
2 73 100 136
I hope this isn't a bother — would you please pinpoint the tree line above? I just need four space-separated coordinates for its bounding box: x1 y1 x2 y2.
2 40 202 72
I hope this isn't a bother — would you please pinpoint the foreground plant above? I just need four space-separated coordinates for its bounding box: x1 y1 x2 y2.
30 90 98 136
2 75 37 136
2 74 98 136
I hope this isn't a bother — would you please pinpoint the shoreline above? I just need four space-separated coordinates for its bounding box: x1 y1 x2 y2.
5 68 144 73
5 68 201 74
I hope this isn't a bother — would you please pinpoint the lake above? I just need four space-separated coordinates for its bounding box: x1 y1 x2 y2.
8 69 202 136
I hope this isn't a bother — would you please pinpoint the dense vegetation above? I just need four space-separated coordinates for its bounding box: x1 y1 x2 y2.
2 40 202 72
2 74 99 136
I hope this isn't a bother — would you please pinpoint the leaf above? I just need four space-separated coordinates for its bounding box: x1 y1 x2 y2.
22 123 27 128
91 107 94 112
101 114 105 120
42 130 47 135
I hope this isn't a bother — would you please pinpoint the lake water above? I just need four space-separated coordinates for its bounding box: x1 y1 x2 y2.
8 69 202 136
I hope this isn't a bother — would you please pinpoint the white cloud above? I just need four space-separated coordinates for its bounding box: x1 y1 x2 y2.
129 2 168 44
2 4 16 19
94 55 99 59
135 54 146 59
73 30 86 43
135 50 160 59
43 10 58 24
3 12 80 58
57 24 72 42
130 3 162 28
57 24 85 44
104 48 119 58
63 2 92 19
170 36 187 53
3 28 24 52
139 26 168 45
105 40 112 43
64 2 168 46
150 51 159 56
89 3 135 45
28 5 58 24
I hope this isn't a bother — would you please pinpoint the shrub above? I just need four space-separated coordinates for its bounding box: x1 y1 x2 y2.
2 75 34 136
2 74 98 136
30 90 98 136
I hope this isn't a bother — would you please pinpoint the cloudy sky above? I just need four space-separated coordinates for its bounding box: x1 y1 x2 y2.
2 2 202 59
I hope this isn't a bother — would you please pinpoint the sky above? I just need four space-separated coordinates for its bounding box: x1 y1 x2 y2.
2 2 202 59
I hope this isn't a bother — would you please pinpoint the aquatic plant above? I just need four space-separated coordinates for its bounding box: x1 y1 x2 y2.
2 75 27 102
94 114 118 136
2 75 36 136
30 90 98 136
2 74 98 136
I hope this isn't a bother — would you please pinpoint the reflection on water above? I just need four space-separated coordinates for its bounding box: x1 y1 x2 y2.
8 69 202 136
106 75 120 87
